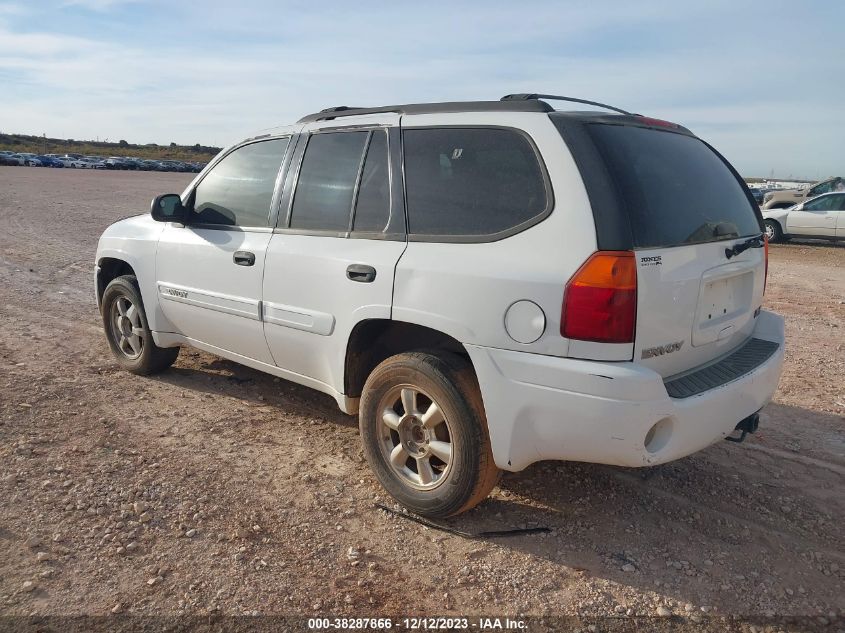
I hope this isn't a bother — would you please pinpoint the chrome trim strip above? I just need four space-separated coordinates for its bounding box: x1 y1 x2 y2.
262 301 335 336
157 283 261 321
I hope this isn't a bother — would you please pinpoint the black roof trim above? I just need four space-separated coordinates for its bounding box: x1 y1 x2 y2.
548 111 695 136
501 93 633 116
297 100 553 123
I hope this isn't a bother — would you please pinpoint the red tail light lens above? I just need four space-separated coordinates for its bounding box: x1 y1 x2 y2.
636 116 679 128
562 251 637 344
764 234 769 293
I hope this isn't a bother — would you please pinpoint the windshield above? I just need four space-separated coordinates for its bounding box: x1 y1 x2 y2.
586 124 761 248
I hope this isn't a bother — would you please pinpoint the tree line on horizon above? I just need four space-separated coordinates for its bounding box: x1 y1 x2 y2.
0 132 221 162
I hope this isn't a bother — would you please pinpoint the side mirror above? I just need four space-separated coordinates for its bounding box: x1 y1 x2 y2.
151 193 187 223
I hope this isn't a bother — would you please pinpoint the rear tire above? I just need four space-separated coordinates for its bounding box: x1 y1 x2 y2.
101 275 179 375
359 352 500 518
764 219 783 243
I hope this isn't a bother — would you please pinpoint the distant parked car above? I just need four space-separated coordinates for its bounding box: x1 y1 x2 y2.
35 155 65 168
104 157 126 169
121 158 143 170
15 153 44 167
0 153 19 166
747 187 765 205
67 156 106 169
158 160 191 172
56 155 83 167
43 153 68 166
762 177 845 210
77 157 106 169
762 192 845 242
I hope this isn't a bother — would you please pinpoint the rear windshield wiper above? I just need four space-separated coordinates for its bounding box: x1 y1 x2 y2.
725 235 764 259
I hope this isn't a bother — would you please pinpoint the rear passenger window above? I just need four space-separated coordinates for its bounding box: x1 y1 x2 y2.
352 131 390 233
192 138 288 227
403 128 548 238
290 131 368 232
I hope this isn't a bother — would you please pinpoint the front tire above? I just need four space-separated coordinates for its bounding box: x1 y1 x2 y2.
764 219 783 243
359 352 500 518
101 275 179 375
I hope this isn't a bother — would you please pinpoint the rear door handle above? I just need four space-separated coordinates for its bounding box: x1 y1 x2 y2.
233 251 256 266
346 264 376 283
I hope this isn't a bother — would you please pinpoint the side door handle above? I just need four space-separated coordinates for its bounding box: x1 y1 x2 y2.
346 264 376 283
233 251 256 266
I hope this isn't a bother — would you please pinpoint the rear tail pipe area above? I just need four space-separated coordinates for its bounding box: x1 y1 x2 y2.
725 411 760 443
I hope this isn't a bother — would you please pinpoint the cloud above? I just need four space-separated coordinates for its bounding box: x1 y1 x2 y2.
0 2 25 13
59 0 140 10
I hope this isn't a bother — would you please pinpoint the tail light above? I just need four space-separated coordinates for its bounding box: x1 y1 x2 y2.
764 234 769 293
562 251 637 344
636 116 679 129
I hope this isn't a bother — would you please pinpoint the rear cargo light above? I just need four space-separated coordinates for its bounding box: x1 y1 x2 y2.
764 234 769 293
561 251 637 344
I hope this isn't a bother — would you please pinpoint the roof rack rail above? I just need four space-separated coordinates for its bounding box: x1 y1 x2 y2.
501 93 632 116
296 99 553 123
318 106 364 114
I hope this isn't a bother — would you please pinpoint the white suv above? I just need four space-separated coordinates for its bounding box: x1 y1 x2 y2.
95 94 785 517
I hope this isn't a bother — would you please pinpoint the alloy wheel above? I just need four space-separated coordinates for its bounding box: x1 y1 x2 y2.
377 385 453 490
109 296 144 359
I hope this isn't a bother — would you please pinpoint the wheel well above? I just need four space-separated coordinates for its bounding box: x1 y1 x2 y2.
97 258 136 308
344 320 470 398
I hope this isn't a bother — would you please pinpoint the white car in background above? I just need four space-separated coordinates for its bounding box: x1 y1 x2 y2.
77 157 106 169
56 155 85 168
762 192 845 242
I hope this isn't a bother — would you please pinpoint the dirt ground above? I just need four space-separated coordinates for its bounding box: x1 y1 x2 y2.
0 168 842 626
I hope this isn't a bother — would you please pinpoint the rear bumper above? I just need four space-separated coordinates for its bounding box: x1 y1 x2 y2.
466 310 785 472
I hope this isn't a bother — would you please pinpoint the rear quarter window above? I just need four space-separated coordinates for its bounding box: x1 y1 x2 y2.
587 124 761 248
403 127 549 239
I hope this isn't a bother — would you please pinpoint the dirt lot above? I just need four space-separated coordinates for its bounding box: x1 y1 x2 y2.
0 168 843 626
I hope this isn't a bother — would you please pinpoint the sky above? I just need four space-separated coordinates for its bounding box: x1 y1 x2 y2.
1 0 843 178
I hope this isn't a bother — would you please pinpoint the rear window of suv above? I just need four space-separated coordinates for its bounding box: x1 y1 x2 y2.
586 124 761 248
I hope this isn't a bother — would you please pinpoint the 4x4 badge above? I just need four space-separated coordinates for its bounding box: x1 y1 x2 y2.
642 340 684 359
